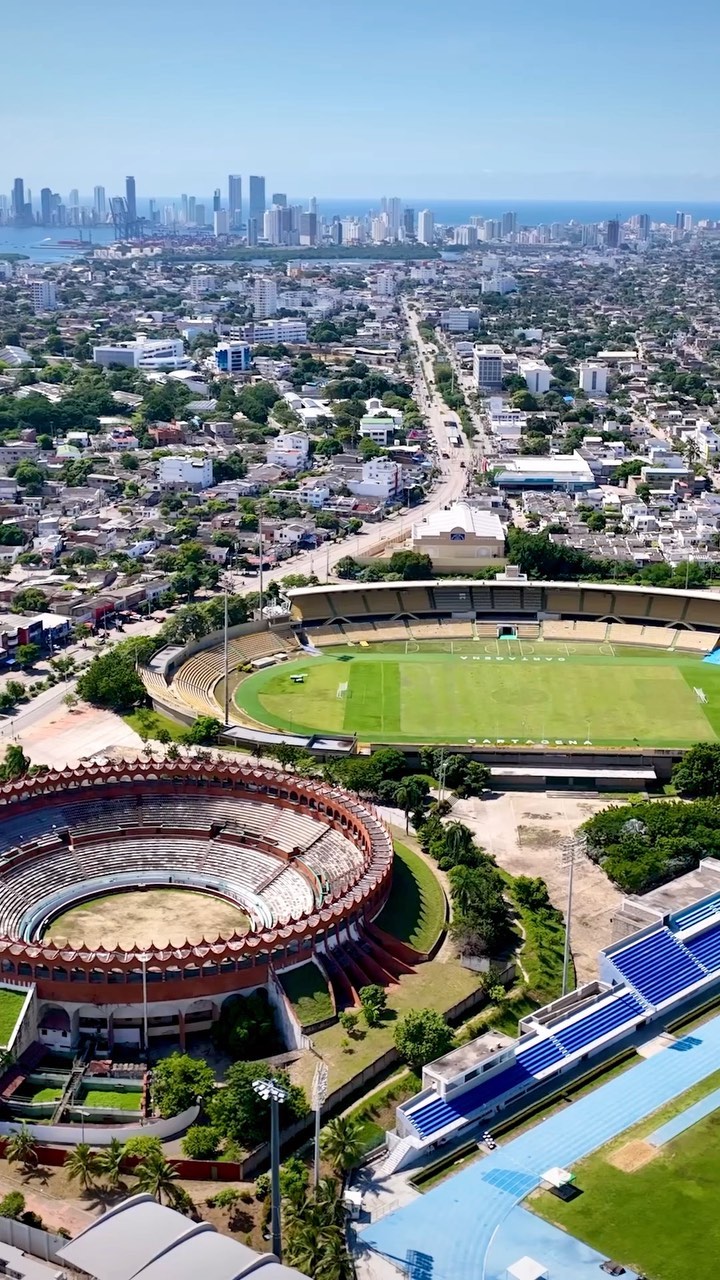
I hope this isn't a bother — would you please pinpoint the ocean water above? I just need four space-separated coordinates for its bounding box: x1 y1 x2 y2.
3 197 718 263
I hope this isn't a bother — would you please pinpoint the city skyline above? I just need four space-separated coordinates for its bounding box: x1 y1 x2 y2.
3 0 720 197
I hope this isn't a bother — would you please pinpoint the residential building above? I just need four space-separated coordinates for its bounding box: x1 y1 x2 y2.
29 280 57 313
473 344 505 391
125 175 137 222
253 278 278 319
412 501 505 569
299 212 317 246
252 318 307 344
403 208 415 237
348 457 402 501
213 209 229 236
266 430 310 471
360 416 396 445
157 455 213 489
579 362 609 395
215 341 252 374
228 174 242 229
92 337 189 369
606 218 620 248
519 359 551 395
94 185 106 218
189 273 216 297
417 209 435 244
297 478 331 508
248 175 265 226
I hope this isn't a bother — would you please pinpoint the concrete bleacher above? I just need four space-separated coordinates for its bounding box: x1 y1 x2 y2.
608 623 649 646
673 630 719 653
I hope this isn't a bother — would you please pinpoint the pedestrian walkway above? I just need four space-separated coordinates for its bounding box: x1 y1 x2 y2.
361 1020 720 1280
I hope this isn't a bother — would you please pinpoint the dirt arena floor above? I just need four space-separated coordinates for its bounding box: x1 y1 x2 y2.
45 888 250 949
450 791 625 982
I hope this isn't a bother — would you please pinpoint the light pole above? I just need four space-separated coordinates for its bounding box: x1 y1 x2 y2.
223 577 230 725
79 1108 89 1144
253 1077 288 1259
560 835 586 996
138 952 151 1061
312 1059 329 1189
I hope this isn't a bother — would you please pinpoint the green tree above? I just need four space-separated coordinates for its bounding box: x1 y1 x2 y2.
672 743 720 798
385 550 433 580
209 1062 308 1146
6 1125 37 1171
77 643 147 711
151 1053 216 1118
11 588 48 614
394 1008 455 1071
181 1125 221 1159
183 715 222 745
0 1191 26 1220
65 1143 98 1191
15 644 40 669
359 984 387 1028
0 744 31 782
97 1137 125 1190
320 1115 364 1177
134 1150 180 1205
122 1135 163 1160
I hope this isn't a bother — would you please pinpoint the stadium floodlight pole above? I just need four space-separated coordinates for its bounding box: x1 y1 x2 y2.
223 579 229 725
312 1059 329 1189
561 835 585 997
253 1077 288 1259
138 952 151 1059
258 505 264 620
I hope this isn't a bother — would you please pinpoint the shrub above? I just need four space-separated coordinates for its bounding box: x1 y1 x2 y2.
181 1125 221 1160
0 1191 25 1220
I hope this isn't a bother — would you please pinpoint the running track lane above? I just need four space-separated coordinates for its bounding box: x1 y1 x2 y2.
361 1019 720 1280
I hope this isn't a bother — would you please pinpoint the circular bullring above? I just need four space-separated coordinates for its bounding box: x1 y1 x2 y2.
0 761 393 1005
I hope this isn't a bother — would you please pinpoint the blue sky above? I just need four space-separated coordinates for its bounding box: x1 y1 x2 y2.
2 0 720 199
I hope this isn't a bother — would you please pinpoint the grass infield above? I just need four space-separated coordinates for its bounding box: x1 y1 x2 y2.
235 639 720 747
279 962 334 1028
0 990 26 1048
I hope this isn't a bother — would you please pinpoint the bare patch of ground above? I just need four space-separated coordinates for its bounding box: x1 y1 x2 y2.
608 1139 659 1172
45 888 250 949
450 791 623 982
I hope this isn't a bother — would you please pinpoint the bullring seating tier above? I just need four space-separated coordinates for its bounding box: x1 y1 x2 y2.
0 834 321 939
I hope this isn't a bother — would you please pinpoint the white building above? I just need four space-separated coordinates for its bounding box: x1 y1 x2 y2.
213 209 229 236
215 341 252 374
93 337 189 369
412 501 505 569
189 274 217 297
29 280 57 313
359 415 396 445
266 431 310 471
519 359 551 395
297 478 331 508
473 344 505 391
347 457 402 501
157 455 214 489
439 308 481 332
253 318 307 344
579 362 609 395
253 278 278 319
374 271 396 297
417 210 435 245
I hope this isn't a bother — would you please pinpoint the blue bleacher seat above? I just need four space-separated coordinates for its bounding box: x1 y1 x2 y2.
685 920 720 973
553 993 643 1056
408 1061 536 1139
611 928 706 1007
515 1037 566 1074
674 894 720 932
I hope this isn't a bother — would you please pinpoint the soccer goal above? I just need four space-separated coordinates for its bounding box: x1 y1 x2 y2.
694 687 708 704
337 681 349 700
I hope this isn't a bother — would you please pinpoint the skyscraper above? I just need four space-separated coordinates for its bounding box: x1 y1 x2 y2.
228 175 242 230
125 176 137 222
40 188 52 225
501 210 517 237
403 208 415 238
249 176 266 227
94 186 106 218
181 193 188 223
387 197 403 239
12 178 25 225
606 218 620 249
213 188 221 214
271 193 287 208
68 189 79 208
417 209 435 245
188 196 196 223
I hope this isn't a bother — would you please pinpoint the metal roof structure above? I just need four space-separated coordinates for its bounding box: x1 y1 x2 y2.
57 1195 309 1280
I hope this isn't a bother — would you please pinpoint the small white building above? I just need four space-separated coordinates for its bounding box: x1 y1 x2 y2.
519 359 551 396
579 362 609 395
473 344 505 391
93 337 189 370
215 341 252 374
360 416 396 445
348 457 402 501
157 455 213 489
266 431 310 471
412 501 505 568
297 479 331 508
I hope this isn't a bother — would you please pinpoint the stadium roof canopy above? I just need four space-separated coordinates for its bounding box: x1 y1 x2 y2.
57 1195 309 1280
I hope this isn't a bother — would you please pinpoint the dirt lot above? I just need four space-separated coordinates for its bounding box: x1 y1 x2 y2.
608 1139 659 1172
46 888 250 950
451 791 624 982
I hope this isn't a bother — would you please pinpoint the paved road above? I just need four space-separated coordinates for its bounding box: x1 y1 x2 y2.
229 307 475 591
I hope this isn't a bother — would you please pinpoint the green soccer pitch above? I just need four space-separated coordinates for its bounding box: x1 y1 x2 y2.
234 639 720 747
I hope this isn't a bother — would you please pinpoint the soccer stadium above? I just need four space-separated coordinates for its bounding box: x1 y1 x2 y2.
143 578 720 758
0 759 394 1052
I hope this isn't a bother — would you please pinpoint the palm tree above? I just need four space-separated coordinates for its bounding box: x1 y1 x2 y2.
6 1124 37 1172
447 864 479 916
443 821 475 864
134 1150 179 1205
97 1137 124 1190
65 1143 97 1191
320 1115 364 1178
